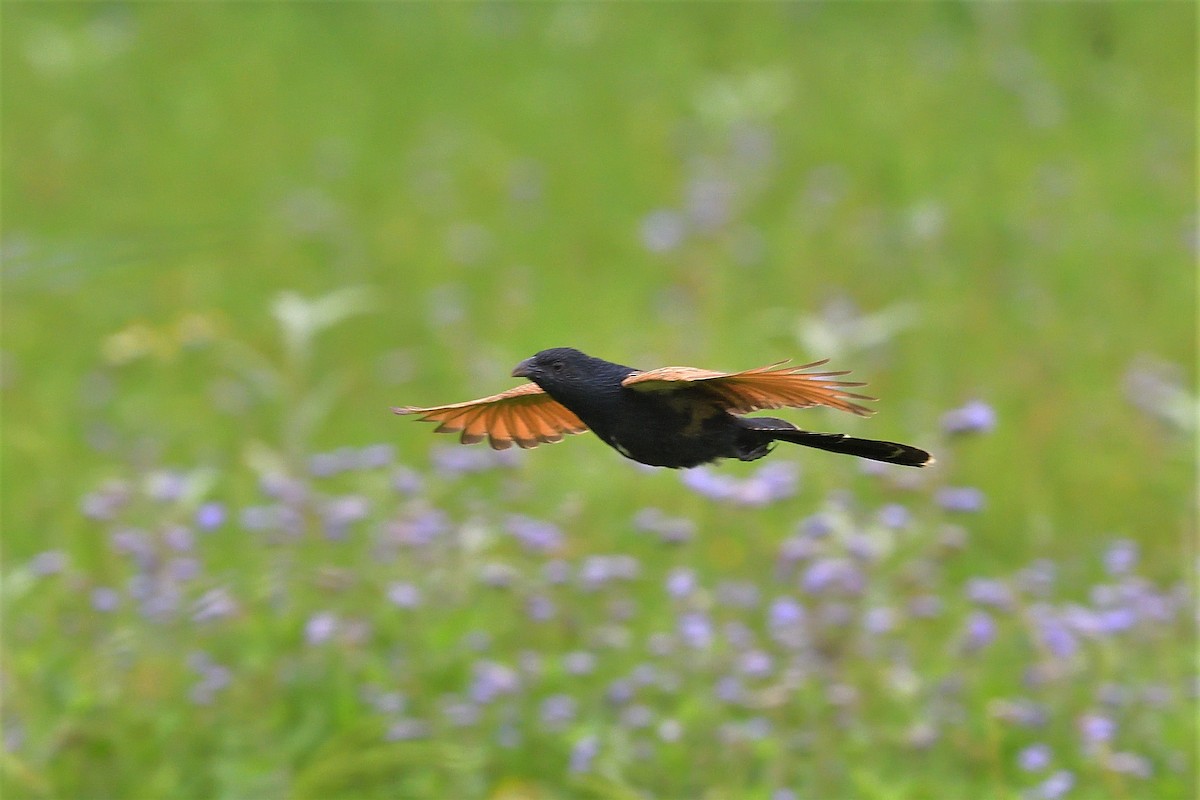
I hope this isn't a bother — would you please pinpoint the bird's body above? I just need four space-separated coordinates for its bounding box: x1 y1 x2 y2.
395 347 933 469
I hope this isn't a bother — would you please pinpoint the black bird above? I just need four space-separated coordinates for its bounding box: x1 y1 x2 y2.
394 347 933 468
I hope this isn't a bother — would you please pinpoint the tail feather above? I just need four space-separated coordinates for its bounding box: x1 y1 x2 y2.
742 418 933 467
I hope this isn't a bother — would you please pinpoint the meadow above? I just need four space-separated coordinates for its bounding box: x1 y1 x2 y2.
2 4 1196 798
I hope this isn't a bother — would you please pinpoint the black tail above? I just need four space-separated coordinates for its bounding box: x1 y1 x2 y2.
741 418 933 468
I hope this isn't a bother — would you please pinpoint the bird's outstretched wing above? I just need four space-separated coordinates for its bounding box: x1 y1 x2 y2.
393 383 588 450
621 359 876 417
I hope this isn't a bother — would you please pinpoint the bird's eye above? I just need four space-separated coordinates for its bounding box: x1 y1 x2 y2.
551 361 564 372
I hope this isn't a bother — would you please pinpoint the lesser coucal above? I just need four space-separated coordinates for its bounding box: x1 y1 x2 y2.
394 347 933 468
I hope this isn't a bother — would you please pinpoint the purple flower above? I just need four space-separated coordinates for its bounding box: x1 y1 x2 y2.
877 503 911 529
1031 770 1074 799
192 587 238 622
665 567 697 599
163 525 194 552
630 664 659 687
1103 539 1138 576
678 611 713 650
308 452 345 478
569 735 599 772
168 557 201 582
539 694 577 731
81 481 131 520
525 594 556 621
504 514 563 553
845 533 878 562
323 495 370 538
681 462 799 506
91 587 120 612
798 513 835 538
388 509 449 547
361 687 405 715
479 562 518 588
640 209 686 253
469 661 520 704
386 719 430 741
391 466 424 495
187 653 232 706
685 176 733 230
1078 713 1115 744
542 559 571 584
145 470 187 503
738 649 773 678
110 528 154 566
715 675 745 704
1106 752 1151 778
563 651 596 676
768 596 808 649
768 596 805 628
138 585 181 621
431 445 519 476
1096 607 1136 634
386 582 422 609
633 508 695 544
259 473 306 504
608 555 641 582
1017 559 1057 597
658 719 683 742
1032 608 1079 659
195 502 226 530
237 505 273 532
741 461 799 505
305 611 338 645
578 556 613 589
937 487 985 513
681 467 737 502
606 679 634 705
909 595 943 618
993 698 1049 728
801 557 863 595
966 577 1014 610
864 606 897 634
619 704 653 729
940 400 996 435
440 697 480 728
29 550 67 576
1018 743 1052 772
356 443 394 470
778 535 818 564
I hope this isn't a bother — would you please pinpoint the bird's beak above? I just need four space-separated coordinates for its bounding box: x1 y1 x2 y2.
511 358 535 378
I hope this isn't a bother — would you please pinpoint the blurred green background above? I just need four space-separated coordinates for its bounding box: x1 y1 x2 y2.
2 3 1195 799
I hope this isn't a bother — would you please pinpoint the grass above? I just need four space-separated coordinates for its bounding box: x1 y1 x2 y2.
2 4 1196 798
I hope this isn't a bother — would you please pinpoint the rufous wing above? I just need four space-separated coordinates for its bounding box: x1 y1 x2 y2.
621 359 876 417
393 382 588 450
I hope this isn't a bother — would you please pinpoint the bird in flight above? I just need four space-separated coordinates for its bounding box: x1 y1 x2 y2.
394 347 933 469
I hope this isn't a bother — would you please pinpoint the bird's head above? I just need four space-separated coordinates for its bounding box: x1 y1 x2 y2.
511 347 591 384
512 348 636 407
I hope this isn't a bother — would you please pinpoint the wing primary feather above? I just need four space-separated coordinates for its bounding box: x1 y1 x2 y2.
515 405 547 448
506 404 532 448
488 404 514 450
